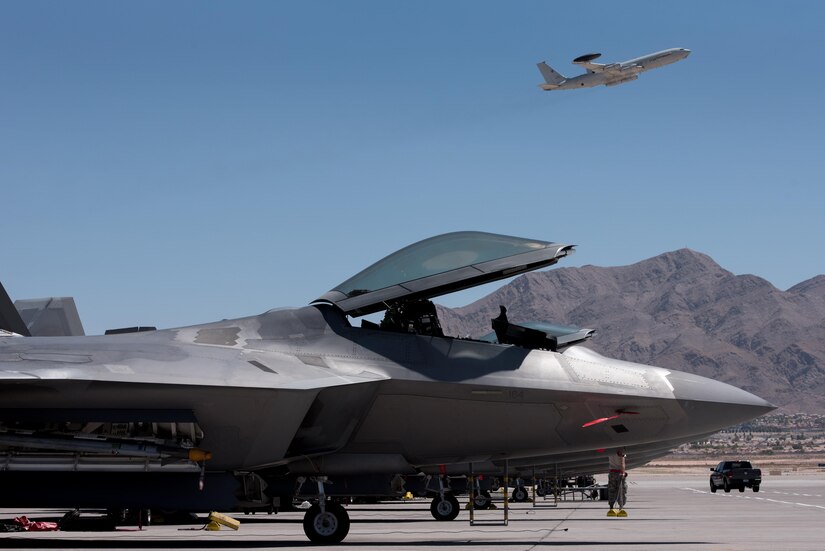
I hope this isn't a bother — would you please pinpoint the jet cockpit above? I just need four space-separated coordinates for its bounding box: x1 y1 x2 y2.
315 231 592 348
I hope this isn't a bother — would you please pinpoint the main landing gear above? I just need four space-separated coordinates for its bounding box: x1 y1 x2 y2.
472 490 493 510
511 485 529 502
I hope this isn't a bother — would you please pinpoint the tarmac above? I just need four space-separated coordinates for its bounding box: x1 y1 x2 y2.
1 473 824 550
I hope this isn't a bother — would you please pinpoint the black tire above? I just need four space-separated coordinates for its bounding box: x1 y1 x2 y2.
511 486 529 502
739 486 745 492
723 479 731 493
536 486 547 497
430 494 460 521
106 508 127 526
710 480 717 493
753 485 760 493
473 490 492 510
302 502 350 544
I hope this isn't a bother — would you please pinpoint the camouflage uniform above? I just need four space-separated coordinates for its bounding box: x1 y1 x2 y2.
607 471 627 509
607 450 627 510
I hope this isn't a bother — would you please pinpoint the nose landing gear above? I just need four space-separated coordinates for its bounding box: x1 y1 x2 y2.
301 476 351 544
430 493 460 521
303 501 350 544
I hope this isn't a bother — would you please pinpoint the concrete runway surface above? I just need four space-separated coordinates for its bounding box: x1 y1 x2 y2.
1 473 823 550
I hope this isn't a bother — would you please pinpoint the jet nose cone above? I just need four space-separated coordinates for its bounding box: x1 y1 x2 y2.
680 48 691 57
668 370 776 428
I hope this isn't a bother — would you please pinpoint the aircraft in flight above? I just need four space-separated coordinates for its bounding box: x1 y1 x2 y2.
537 48 690 90
0 231 773 544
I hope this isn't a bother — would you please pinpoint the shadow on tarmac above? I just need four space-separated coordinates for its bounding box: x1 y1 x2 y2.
0 540 712 549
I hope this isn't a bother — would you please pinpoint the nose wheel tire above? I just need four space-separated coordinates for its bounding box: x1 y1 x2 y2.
303 502 350 544
430 494 460 521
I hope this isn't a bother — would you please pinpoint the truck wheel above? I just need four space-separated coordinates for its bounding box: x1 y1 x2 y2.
723 480 731 493
710 481 716 493
753 485 760 493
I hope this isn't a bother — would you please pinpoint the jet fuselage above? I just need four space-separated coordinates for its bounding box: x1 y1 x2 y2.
538 48 690 90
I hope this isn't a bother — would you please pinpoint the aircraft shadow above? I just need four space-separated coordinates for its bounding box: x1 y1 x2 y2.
0 538 712 549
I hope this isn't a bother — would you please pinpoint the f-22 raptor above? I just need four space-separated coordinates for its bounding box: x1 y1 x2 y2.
0 232 772 544
537 48 690 90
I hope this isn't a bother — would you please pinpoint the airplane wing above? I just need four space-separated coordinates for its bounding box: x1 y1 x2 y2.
582 62 643 76
581 62 606 73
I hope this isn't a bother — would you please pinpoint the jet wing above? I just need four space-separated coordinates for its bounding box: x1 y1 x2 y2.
581 62 606 73
315 231 574 316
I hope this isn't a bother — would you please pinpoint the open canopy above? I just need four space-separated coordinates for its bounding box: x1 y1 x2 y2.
315 231 574 316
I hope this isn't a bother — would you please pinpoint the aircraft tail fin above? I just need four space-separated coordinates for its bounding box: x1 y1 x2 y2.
0 282 31 336
536 61 566 87
15 297 86 337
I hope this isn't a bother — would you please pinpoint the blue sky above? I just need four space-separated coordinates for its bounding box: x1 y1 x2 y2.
2 1 823 335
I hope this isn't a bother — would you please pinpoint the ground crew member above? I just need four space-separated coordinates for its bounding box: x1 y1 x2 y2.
607 448 628 517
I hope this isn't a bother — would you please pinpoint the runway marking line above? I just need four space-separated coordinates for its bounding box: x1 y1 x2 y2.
771 491 823 498
679 488 825 511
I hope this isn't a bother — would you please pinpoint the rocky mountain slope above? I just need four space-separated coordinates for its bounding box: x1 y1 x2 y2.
436 249 825 414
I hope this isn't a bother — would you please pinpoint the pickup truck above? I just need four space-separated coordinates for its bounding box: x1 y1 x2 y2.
709 460 762 493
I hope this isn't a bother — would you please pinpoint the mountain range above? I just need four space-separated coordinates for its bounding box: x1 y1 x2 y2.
436 249 825 415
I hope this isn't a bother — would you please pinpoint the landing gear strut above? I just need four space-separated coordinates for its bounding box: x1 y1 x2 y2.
430 475 459 521
302 476 350 544
303 502 350 544
473 490 493 510
430 493 460 521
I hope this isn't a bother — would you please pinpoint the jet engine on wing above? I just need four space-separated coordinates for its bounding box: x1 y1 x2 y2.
605 75 639 87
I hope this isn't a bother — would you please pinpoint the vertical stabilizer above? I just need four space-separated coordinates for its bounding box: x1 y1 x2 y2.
15 297 85 337
0 282 31 336
536 61 566 85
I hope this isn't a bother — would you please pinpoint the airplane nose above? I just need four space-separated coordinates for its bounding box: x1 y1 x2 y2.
667 370 776 428
681 48 691 57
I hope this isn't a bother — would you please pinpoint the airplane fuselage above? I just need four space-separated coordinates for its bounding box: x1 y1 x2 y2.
0 231 772 543
539 48 690 90
0 303 773 476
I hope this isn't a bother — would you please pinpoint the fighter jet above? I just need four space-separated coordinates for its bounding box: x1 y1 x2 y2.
537 48 690 90
0 231 773 543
